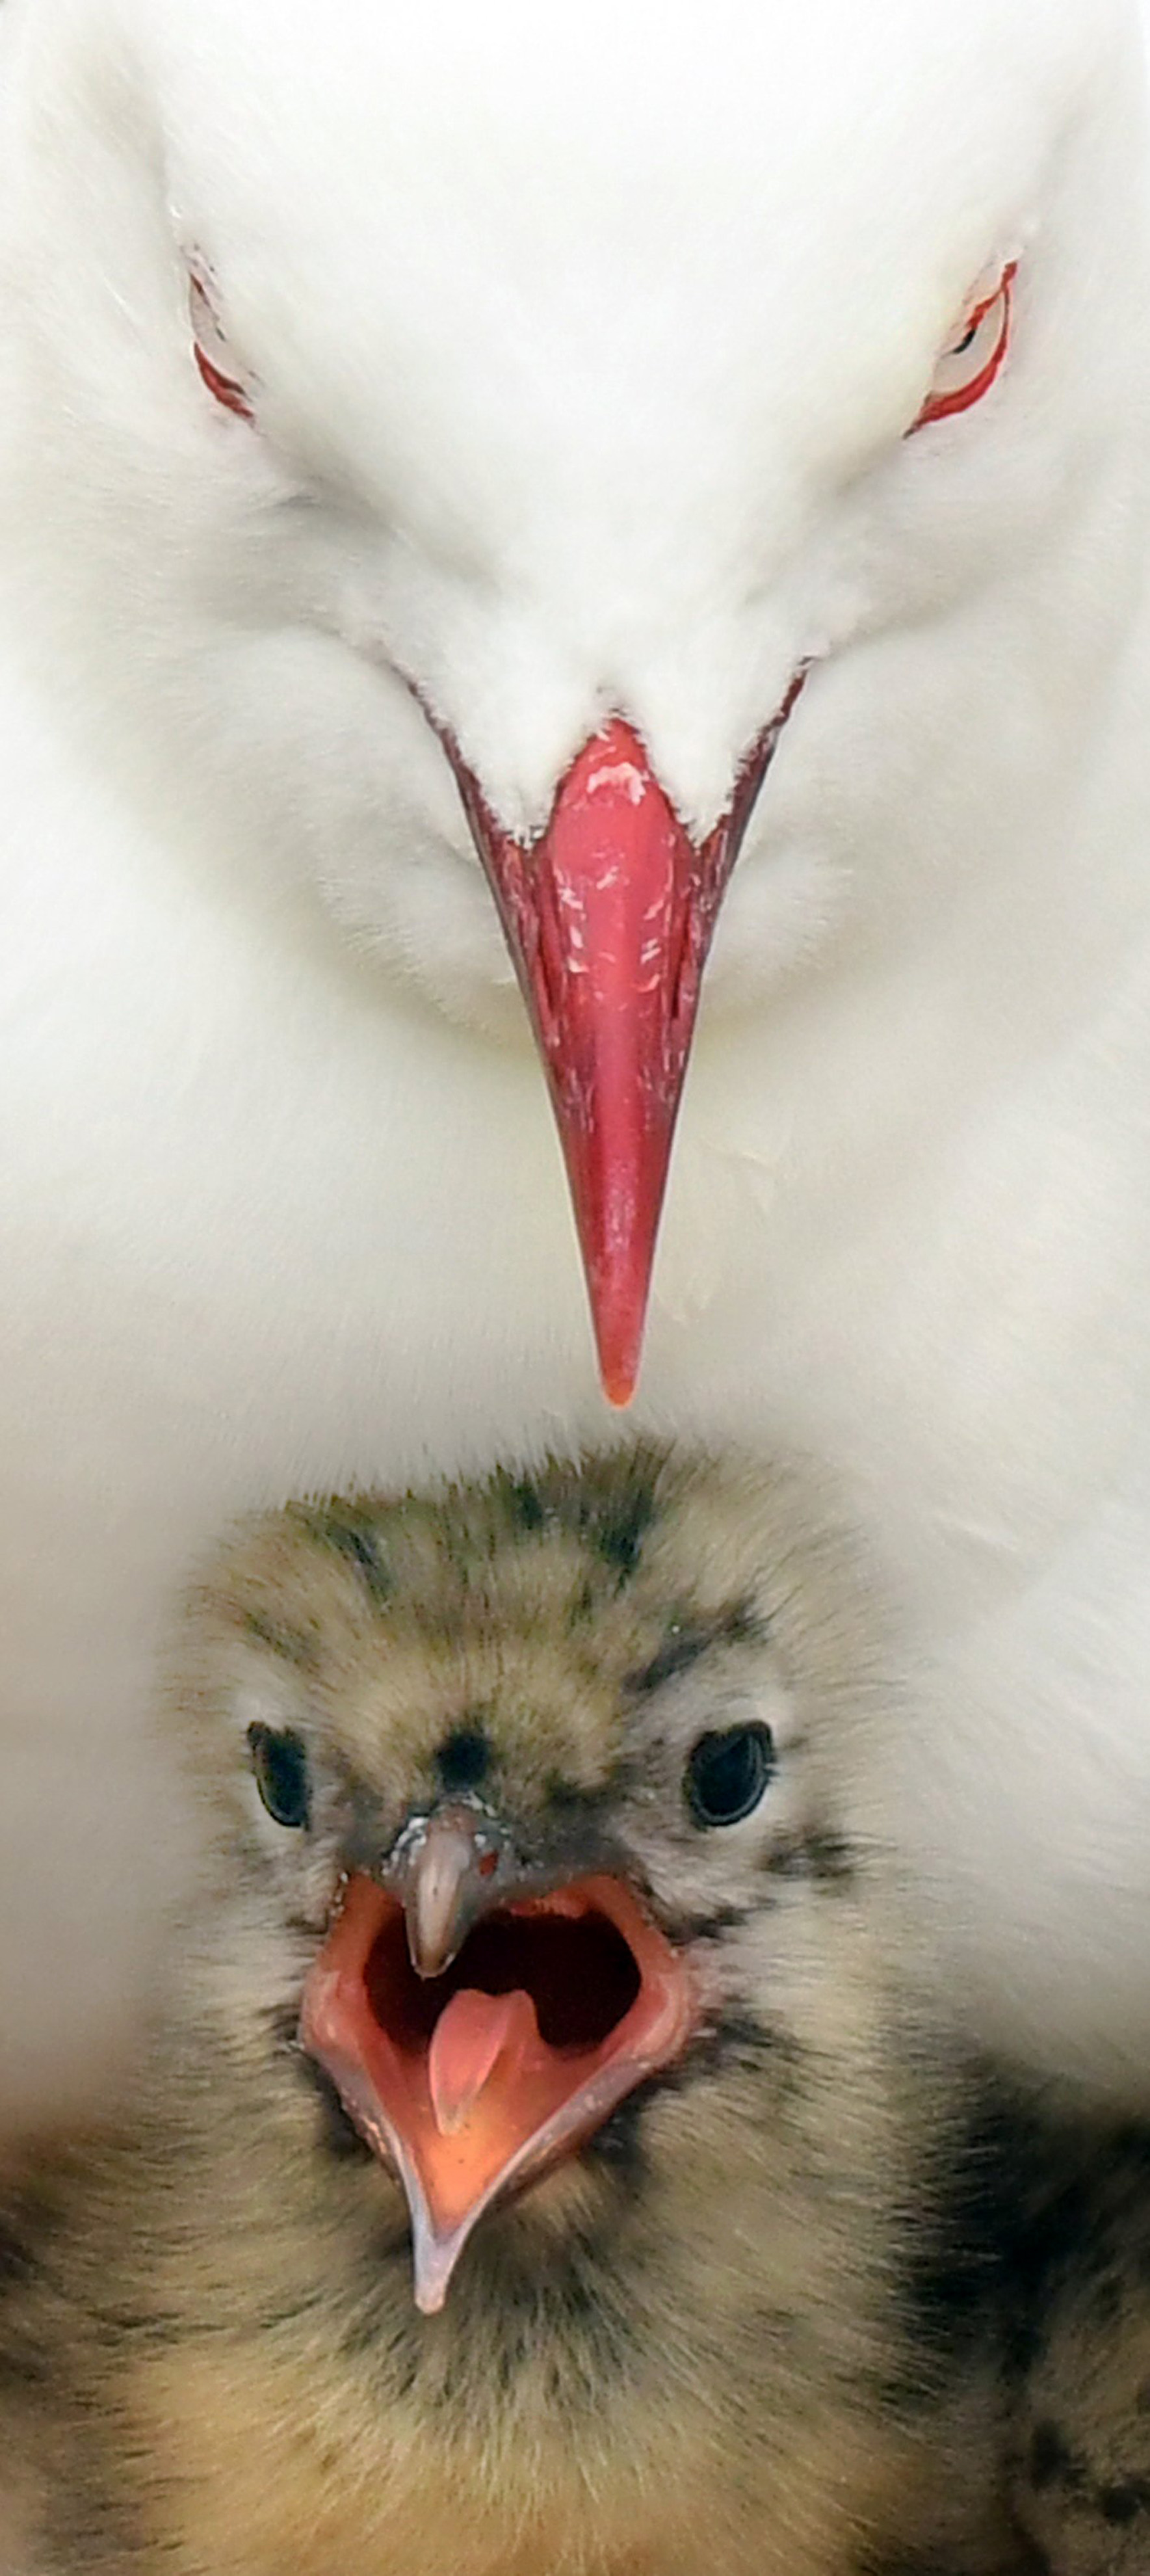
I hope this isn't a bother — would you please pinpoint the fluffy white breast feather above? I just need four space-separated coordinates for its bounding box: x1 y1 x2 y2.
1 0 1149 2114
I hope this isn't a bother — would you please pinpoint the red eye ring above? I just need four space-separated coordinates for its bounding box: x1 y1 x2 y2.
192 341 255 423
187 258 258 423
911 260 1017 432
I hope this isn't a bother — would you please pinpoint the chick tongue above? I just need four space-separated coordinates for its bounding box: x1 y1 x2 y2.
428 1987 545 2136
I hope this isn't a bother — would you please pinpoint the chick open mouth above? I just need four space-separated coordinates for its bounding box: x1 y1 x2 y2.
300 1873 695 2313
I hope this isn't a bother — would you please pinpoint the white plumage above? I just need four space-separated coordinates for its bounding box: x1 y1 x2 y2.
1 0 1150 2116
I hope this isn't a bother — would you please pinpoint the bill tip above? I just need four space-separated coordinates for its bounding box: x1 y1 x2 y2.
601 1366 637 1409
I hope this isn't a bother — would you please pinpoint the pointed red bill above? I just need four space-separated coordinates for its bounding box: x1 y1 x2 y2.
448 683 805 1405
300 1872 695 2314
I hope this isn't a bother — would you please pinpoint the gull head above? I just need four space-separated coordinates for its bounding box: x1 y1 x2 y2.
0 0 1142 1393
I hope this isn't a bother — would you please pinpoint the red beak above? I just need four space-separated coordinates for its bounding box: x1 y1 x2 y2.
449 685 804 1405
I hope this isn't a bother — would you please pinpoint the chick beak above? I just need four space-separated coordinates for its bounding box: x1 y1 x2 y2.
445 682 806 1407
300 1818 696 2315
392 1804 504 1980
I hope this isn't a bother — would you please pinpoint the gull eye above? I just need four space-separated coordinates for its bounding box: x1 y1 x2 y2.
685 1723 775 1829
247 1723 311 1829
188 262 258 424
912 261 1017 432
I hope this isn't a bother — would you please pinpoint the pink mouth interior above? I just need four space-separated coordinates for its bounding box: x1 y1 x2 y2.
301 1873 694 2310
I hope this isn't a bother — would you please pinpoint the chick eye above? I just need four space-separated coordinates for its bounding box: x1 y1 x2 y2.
911 261 1017 432
247 1723 311 1828
188 262 258 424
685 1723 775 1829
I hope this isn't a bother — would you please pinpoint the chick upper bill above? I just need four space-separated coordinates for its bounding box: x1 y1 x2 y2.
0 1442 1022 2576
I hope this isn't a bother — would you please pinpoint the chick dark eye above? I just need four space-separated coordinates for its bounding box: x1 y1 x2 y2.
684 1723 775 1828
247 1723 311 1829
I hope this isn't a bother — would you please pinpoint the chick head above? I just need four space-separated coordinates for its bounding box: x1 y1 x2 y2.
177 1442 928 2353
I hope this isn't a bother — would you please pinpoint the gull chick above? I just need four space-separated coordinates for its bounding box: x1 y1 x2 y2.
0 1448 1019 2576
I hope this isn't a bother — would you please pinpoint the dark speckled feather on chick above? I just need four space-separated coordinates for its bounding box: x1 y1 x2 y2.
0 1443 1103 2576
